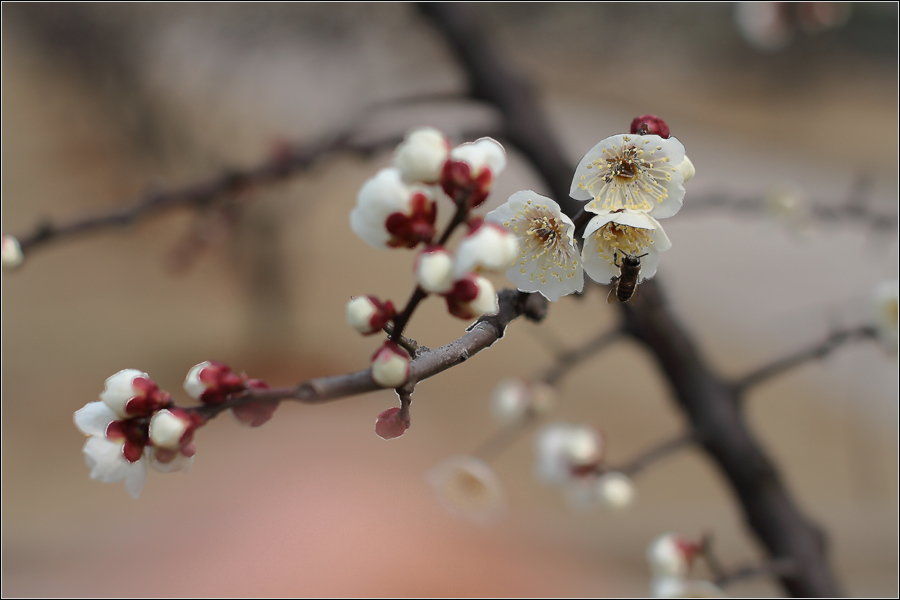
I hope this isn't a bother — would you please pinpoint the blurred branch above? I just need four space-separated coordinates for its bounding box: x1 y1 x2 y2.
417 3 842 596
616 431 696 478
539 326 625 386
733 325 878 393
194 288 548 420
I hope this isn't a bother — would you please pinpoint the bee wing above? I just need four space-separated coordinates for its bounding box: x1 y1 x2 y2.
607 277 620 304
627 282 641 305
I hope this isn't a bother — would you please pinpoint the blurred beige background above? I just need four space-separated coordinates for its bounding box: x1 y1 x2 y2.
2 4 897 597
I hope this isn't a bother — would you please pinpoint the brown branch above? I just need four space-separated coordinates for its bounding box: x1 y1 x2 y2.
732 325 879 393
615 431 696 478
192 288 547 421
417 4 842 596
539 326 625 386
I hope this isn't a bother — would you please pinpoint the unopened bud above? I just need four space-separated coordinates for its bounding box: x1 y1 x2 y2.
183 360 244 405
346 295 396 335
100 369 171 418
647 533 699 578
149 408 192 450
444 275 498 320
415 247 455 294
596 472 636 510
677 155 695 183
374 406 410 440
371 342 410 388
394 127 450 184
630 114 670 138
454 219 519 278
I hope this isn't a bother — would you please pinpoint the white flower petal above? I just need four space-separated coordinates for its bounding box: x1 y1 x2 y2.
486 191 583 302
582 212 670 285
83 436 130 483
74 401 117 437
100 369 147 418
124 457 148 499
571 134 686 219
350 168 422 249
394 127 449 184
151 452 194 474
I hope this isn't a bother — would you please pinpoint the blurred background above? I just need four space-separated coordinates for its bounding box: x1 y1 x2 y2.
2 3 897 597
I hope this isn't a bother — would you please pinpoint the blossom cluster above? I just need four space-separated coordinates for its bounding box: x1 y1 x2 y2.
74 361 272 498
533 421 636 511
348 128 518 395
486 115 694 302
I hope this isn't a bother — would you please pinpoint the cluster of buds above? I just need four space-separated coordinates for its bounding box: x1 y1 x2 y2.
647 533 725 598
533 422 635 511
348 128 517 393
486 115 694 302
74 361 272 498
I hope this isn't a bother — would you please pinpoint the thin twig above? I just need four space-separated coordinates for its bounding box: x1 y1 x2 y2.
715 557 797 588
539 327 625 386
615 431 696 478
732 325 878 393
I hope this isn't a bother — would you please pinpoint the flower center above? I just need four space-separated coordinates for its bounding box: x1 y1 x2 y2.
604 145 648 183
592 222 653 264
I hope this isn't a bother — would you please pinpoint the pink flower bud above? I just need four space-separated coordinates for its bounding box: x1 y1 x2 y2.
374 406 410 440
630 114 670 138
443 275 498 320
370 342 410 388
183 360 244 405
346 295 396 335
415 246 455 294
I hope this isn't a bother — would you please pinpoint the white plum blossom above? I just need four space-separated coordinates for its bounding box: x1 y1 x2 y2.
486 191 583 302
427 454 505 523
393 127 450 184
533 422 604 486
371 341 410 388
489 377 557 425
651 577 727 598
415 247 455 294
2 235 24 269
100 368 171 419
453 220 519 279
350 168 436 249
149 409 190 450
442 137 507 207
581 211 671 285
571 134 686 219
596 471 636 510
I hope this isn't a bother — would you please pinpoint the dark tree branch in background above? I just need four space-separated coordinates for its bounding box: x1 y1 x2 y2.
417 3 842 596
733 325 878 393
539 326 625 386
615 431 696 478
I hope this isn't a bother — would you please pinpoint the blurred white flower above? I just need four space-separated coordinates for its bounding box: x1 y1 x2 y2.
871 279 899 354
427 455 505 523
450 137 506 180
442 137 507 207
393 126 450 184
350 167 436 249
534 422 604 486
571 134 686 219
651 577 727 598
563 471 636 512
647 533 699 578
2 235 24 269
581 211 671 285
489 377 557 425
486 191 583 302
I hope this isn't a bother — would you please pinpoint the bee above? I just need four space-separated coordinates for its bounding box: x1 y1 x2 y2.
607 251 648 304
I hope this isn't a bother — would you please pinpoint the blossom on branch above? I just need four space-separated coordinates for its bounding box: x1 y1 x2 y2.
571 133 686 219
452 218 519 278
351 168 437 249
346 295 396 334
183 360 245 405
533 422 604 486
647 533 701 578
441 137 506 208
427 454 505 523
651 577 726 598
100 369 173 418
374 406 410 440
443 274 498 320
370 341 411 388
394 126 450 184
489 377 556 424
485 191 583 302
581 211 671 285
415 246 456 294
2 234 24 269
